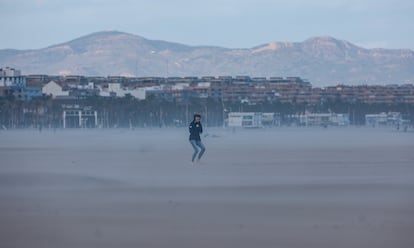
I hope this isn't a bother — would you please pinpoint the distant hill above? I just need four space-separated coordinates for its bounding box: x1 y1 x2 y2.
1 31 413 86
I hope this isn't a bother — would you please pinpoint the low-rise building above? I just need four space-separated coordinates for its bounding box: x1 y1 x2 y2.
98 83 146 100
228 112 263 128
25 87 43 100
42 81 70 98
297 113 350 126
365 112 402 127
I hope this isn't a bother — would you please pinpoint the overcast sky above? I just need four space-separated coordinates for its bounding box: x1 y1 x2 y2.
1 0 413 50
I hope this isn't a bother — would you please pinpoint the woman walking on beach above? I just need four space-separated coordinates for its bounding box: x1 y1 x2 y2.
189 114 206 163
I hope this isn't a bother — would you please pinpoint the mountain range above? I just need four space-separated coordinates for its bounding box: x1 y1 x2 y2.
1 31 413 86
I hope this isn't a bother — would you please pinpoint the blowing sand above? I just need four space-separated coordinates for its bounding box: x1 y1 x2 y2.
0 127 413 248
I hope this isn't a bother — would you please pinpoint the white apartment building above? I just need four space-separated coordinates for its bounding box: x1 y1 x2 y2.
0 67 26 87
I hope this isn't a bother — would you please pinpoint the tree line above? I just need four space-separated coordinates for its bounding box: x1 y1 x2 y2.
0 95 413 129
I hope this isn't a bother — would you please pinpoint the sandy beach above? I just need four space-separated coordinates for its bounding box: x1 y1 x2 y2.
0 127 413 248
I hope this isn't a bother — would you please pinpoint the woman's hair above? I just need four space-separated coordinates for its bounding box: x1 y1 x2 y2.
193 114 201 119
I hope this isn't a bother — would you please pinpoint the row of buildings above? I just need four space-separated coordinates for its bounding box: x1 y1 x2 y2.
2 68 410 129
58 109 405 129
224 112 407 128
1 68 414 105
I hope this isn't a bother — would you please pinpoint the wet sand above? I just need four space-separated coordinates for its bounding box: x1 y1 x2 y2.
0 127 413 248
